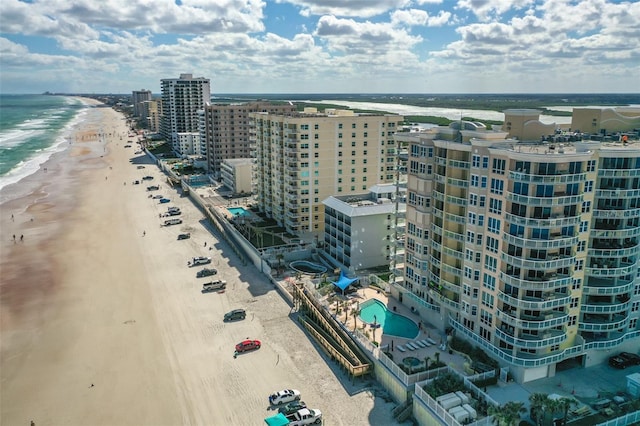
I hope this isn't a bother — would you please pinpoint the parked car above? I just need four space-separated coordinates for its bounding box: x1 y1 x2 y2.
286 408 322 426
163 218 182 226
269 389 301 406
152 194 164 199
159 198 170 203
223 309 246 322
278 400 307 416
133 180 140 185
166 209 181 216
142 175 154 180
177 233 190 240
202 280 226 293
136 165 145 169
189 256 212 267
196 268 217 278
235 339 261 353
609 352 640 369
146 185 159 191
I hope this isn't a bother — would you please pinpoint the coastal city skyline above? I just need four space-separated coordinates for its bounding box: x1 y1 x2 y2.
1 0 639 94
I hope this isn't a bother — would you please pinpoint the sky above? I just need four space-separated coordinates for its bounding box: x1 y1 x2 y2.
0 0 639 94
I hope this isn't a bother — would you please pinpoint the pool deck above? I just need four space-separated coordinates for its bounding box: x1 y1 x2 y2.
330 287 469 373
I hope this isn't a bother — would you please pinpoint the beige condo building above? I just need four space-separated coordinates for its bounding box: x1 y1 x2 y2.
201 102 296 177
250 108 404 239
395 125 640 383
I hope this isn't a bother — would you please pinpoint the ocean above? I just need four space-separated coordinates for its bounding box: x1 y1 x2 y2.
0 94 89 192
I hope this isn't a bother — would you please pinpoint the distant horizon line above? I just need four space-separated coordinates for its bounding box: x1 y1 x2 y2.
1 92 639 97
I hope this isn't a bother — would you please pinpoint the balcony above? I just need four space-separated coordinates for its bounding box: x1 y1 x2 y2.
502 233 578 250
496 327 567 349
581 299 630 314
579 314 627 332
596 188 640 199
501 252 575 270
597 168 640 178
497 309 569 330
506 192 583 207
583 278 635 295
498 290 571 310
500 272 571 290
585 260 637 277
505 213 581 228
592 207 640 219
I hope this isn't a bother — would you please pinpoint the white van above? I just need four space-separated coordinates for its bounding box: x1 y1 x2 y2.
164 218 182 226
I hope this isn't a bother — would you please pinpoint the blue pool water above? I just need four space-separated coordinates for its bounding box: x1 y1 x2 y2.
228 207 249 216
359 299 419 339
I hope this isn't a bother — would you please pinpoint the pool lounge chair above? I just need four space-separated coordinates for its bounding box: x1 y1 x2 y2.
420 339 432 347
427 338 437 345
396 345 406 352
405 343 417 350
414 341 426 348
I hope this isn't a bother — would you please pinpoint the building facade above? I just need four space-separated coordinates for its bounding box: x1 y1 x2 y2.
201 102 297 177
132 89 152 118
571 107 640 134
160 74 210 155
146 99 163 133
396 127 640 383
220 158 253 195
251 108 404 239
322 184 406 273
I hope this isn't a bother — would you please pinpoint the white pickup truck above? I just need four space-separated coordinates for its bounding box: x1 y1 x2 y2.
202 279 226 293
286 408 322 425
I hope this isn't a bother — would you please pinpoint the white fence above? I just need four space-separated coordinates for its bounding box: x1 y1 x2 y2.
596 410 640 426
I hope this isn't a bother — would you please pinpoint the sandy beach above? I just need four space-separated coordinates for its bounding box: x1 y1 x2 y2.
1 100 400 425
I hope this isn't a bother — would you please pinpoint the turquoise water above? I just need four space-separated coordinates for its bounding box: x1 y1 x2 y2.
0 94 86 190
228 207 249 216
359 299 419 339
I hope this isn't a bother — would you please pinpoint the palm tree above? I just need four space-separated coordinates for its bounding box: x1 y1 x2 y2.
529 392 549 426
558 397 577 426
351 306 360 331
424 356 431 370
544 398 562 426
434 351 441 365
489 402 526 426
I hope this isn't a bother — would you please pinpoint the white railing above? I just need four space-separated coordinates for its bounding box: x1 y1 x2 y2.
596 410 640 426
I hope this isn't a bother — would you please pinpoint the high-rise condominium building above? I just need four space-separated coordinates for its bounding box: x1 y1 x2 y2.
251 108 404 239
146 99 163 133
160 74 210 155
201 101 296 177
395 124 640 383
132 89 152 118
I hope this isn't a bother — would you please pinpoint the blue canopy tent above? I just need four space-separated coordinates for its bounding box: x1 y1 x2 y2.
332 271 359 295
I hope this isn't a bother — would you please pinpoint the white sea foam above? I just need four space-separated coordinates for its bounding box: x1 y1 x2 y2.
0 106 89 193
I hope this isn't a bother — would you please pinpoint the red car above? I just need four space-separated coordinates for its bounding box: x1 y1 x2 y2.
235 339 261 353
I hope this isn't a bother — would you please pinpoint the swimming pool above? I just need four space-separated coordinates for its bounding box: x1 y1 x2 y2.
228 207 250 216
359 299 419 339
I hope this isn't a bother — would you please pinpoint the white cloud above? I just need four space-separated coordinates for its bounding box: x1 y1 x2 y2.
277 0 412 18
456 0 535 21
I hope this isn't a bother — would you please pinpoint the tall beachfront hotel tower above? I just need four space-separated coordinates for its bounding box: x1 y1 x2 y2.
250 108 403 239
394 124 640 383
160 74 210 155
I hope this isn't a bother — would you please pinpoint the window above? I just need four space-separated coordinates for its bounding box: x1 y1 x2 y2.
492 158 506 174
572 278 582 290
488 217 501 234
575 259 584 271
338 123 343 129
482 156 489 169
468 212 476 225
481 291 494 308
631 301 639 312
478 215 484 227
584 181 593 192
472 155 480 168
490 178 504 195
467 231 475 243
579 221 589 232
471 175 479 187
463 284 471 296
587 160 595 172
582 201 591 213
486 236 499 253
569 316 577 326
479 196 486 207
570 297 579 308
489 198 502 214
577 241 586 252
484 255 497 272
469 194 478 206
483 273 496 290
481 176 487 188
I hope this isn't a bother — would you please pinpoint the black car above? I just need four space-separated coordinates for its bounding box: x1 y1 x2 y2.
609 352 640 369
177 233 190 240
223 309 246 322
278 400 307 416
196 268 217 278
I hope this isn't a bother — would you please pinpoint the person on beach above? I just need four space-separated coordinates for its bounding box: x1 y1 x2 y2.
12 234 15 242
20 235 23 242
142 231 146 237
